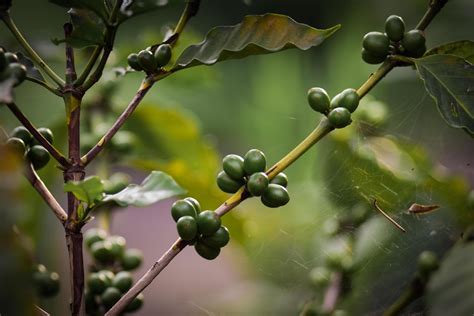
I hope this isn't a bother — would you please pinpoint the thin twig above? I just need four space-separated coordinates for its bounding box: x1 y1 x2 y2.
0 12 65 87
166 0 201 47
25 77 63 96
74 45 102 87
81 78 154 165
416 0 449 31
34 305 50 316
64 23 77 84
322 272 343 313
373 199 406 233
23 163 68 223
6 102 70 167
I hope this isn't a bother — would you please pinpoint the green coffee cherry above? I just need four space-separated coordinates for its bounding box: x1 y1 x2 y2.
417 251 439 277
385 15 405 42
309 266 331 288
222 154 246 181
270 172 288 187
200 226 230 248
196 210 221 236
243 149 266 175
184 197 201 213
361 48 386 65
6 137 26 157
87 272 108 294
112 271 133 293
362 32 390 57
261 184 290 208
11 126 32 145
121 248 143 270
98 270 115 287
5 52 19 63
401 30 426 56
101 287 122 309
108 235 126 258
103 172 130 194
216 171 244 193
330 88 359 112
195 241 220 260
307 87 330 114
91 240 114 263
177 216 198 241
38 127 54 144
154 44 172 67
33 267 60 298
125 293 144 312
8 63 27 85
246 172 269 196
127 53 143 71
27 145 50 170
327 107 352 129
137 50 157 72
84 228 107 249
171 199 197 222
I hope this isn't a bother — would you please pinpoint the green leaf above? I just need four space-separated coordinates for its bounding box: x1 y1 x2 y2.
102 171 186 207
64 176 104 205
49 0 107 20
425 40 474 63
0 77 16 104
118 0 173 22
52 9 106 48
415 54 474 136
16 52 44 82
172 13 340 70
427 242 474 316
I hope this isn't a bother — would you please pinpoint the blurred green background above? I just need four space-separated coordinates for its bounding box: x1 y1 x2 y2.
0 0 473 315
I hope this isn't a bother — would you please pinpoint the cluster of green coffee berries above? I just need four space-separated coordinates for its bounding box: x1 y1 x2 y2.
32 264 60 298
127 44 172 73
362 15 426 64
171 197 230 260
217 149 290 208
0 48 27 86
307 87 359 129
84 228 144 314
3 126 52 169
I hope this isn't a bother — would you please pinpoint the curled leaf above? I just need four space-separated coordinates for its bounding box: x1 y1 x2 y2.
173 13 340 70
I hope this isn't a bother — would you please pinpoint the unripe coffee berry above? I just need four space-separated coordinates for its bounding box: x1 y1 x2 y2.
6 137 26 157
243 149 266 175
247 172 269 196
195 241 220 260
27 145 50 170
84 228 107 249
261 184 290 208
184 197 201 213
362 32 390 57
137 50 157 72
121 248 143 270
176 215 198 241
127 53 142 71
101 287 122 309
154 44 172 67
201 226 230 248
307 87 330 114
171 199 197 222
330 88 360 112
216 171 244 193
222 154 245 181
401 30 426 55
196 210 221 236
270 172 288 187
361 48 386 65
327 107 352 128
417 251 439 277
10 126 32 145
112 271 133 293
385 15 405 42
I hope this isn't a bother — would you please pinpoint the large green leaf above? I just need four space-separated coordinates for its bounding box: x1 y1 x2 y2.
52 9 106 48
102 171 185 207
49 0 107 20
415 54 474 136
427 242 474 316
425 40 474 63
172 14 340 70
64 176 104 205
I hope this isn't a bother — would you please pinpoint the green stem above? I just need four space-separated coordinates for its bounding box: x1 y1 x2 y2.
357 59 396 98
0 12 65 87
74 46 102 87
167 0 201 47
416 0 449 31
383 280 422 316
25 76 63 97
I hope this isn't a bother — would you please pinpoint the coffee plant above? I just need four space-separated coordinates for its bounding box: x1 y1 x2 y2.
0 0 473 315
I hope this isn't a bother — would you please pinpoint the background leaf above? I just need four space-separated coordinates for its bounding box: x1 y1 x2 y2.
118 0 173 22
415 54 474 135
49 0 107 20
64 176 104 205
16 52 44 82
427 242 474 316
102 171 186 207
0 77 16 104
425 40 474 63
172 13 340 70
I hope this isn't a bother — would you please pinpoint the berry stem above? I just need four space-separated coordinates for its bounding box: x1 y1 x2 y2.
23 163 68 223
383 277 424 316
6 102 70 167
322 271 343 313
0 12 65 87
416 0 449 31
80 77 155 166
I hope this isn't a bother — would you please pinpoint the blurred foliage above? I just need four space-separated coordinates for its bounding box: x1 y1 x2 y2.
0 0 473 315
